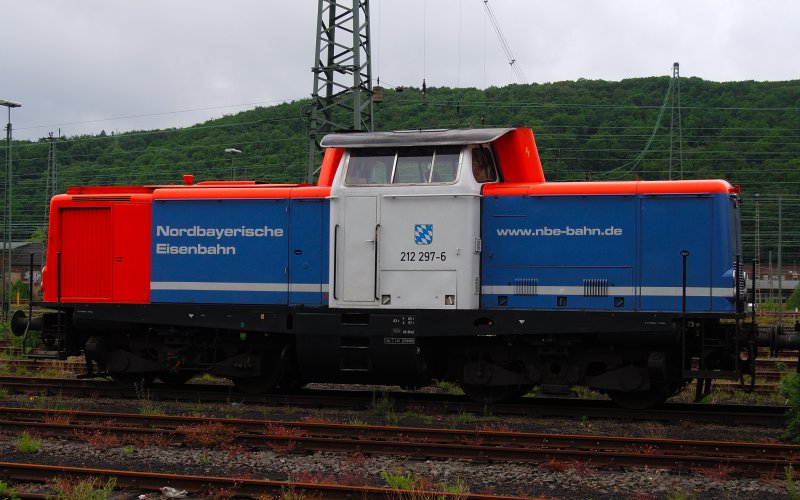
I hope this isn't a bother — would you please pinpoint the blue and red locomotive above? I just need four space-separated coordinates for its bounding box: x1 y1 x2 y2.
15 128 754 408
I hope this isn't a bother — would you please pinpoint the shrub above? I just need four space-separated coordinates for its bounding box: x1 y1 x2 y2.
0 480 20 500
780 373 800 442
788 466 800 500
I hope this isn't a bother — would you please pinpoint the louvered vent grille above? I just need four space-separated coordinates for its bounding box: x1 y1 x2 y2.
583 278 608 297
514 278 538 296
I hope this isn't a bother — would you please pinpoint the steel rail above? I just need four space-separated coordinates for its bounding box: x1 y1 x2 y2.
0 375 789 426
0 461 522 499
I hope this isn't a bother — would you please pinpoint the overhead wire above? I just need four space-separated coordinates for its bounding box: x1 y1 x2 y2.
481 0 528 84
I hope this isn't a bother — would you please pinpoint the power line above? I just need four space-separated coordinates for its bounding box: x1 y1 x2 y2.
15 98 308 133
481 0 527 84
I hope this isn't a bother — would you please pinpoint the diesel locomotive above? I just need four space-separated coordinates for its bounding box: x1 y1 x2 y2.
14 127 757 408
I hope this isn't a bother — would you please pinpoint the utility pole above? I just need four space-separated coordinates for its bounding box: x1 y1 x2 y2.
668 62 683 180
307 0 374 183
1 99 21 320
778 195 783 326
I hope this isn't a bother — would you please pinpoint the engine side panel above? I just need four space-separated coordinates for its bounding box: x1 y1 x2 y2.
44 194 152 304
481 192 737 313
150 197 328 306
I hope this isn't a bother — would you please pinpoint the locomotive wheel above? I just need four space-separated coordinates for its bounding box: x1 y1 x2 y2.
158 372 195 385
461 383 533 404
607 385 669 410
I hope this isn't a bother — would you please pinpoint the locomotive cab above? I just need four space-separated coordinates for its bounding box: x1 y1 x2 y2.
323 131 508 311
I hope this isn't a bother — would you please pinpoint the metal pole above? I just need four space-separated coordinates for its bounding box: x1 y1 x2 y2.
778 195 783 328
1 112 6 320
6 109 12 320
1 101 21 320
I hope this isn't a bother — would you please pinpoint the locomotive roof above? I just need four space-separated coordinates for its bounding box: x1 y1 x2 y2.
320 128 514 148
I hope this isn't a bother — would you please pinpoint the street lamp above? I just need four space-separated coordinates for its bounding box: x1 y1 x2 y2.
1 99 21 320
224 148 241 180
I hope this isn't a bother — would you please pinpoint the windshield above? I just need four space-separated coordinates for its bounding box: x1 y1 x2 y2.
345 146 461 185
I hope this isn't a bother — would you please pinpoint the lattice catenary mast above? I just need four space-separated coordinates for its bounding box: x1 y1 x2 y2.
44 132 58 228
307 0 374 183
668 62 683 180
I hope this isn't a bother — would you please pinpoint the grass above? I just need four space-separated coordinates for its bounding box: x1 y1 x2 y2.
48 476 117 500
573 385 600 400
668 384 784 406
381 469 470 498
0 481 20 500
781 373 800 442
457 411 475 424
787 466 800 500
135 383 165 415
381 470 416 490
433 380 465 396
386 410 400 426
198 372 226 383
16 432 41 453
370 390 394 416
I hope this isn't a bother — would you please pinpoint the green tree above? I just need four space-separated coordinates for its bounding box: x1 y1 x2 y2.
789 285 800 310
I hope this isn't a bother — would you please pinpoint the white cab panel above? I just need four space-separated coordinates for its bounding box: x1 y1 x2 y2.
330 146 484 310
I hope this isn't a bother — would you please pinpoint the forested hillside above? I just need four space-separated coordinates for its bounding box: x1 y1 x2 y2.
6 76 800 261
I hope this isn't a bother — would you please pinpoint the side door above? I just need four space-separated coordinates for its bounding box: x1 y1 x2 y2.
288 198 328 305
335 195 378 303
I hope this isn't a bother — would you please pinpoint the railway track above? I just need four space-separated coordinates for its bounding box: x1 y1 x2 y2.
0 461 519 500
3 350 796 376
1 406 797 477
0 375 789 426
0 358 84 373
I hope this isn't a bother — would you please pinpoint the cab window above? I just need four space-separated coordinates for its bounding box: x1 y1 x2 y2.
471 147 498 183
345 146 461 185
345 148 394 185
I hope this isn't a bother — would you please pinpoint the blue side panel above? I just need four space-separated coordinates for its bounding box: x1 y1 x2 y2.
481 193 736 314
289 198 329 305
151 198 290 304
482 195 637 310
639 195 734 312
640 197 710 311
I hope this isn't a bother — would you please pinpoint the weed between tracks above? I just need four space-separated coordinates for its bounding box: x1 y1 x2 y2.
48 476 117 500
288 452 369 488
786 466 800 500
74 429 121 449
0 480 20 500
380 468 470 498
134 382 165 415
538 458 595 476
782 372 800 442
696 464 736 480
178 421 235 448
15 431 41 453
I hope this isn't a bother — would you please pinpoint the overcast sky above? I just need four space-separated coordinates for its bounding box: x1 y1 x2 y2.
3 0 798 140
